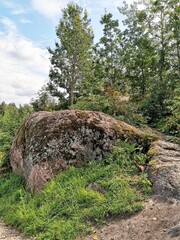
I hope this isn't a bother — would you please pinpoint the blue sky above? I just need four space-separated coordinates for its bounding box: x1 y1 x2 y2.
0 0 133 105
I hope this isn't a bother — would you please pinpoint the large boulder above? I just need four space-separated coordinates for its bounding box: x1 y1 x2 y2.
10 110 150 192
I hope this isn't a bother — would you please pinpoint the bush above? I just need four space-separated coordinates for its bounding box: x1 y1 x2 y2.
140 90 170 124
71 87 147 128
0 103 32 167
163 89 180 136
70 94 113 114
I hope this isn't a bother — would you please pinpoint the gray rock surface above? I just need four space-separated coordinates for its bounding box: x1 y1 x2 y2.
168 222 180 237
10 109 180 198
148 140 180 199
10 110 148 192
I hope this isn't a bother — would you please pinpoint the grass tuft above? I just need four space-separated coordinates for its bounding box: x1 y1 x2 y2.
0 141 152 240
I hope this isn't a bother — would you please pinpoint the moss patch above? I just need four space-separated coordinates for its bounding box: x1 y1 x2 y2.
148 159 159 166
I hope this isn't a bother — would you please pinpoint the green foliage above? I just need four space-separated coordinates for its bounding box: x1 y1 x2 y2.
140 83 171 123
0 103 32 167
163 89 180 136
71 87 147 128
31 85 59 112
48 2 94 106
0 141 151 240
118 1 156 97
43 0 179 131
117 0 179 128
110 100 147 128
70 94 113 114
95 12 124 89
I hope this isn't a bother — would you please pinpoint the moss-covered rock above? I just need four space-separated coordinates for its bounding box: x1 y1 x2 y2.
10 110 156 193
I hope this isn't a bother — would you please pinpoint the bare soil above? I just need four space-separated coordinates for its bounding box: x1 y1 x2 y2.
0 198 179 240
86 196 180 240
0 222 32 240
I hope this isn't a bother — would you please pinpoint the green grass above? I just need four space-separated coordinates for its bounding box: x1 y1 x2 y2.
0 141 152 240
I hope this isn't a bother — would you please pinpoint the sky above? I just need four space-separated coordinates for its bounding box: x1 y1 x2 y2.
0 0 133 106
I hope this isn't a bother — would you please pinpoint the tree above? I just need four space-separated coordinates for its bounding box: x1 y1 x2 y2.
48 2 94 106
142 0 179 90
118 0 179 123
119 1 156 97
95 12 123 89
31 85 58 111
166 0 180 83
140 0 179 122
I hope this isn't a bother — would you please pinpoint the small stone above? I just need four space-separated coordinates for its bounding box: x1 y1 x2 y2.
168 223 180 237
87 182 105 194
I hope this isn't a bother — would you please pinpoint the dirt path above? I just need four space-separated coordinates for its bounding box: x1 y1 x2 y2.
86 137 180 240
0 222 32 240
1 197 179 240
86 197 180 240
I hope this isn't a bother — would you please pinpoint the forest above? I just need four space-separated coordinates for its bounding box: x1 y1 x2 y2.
0 1 179 239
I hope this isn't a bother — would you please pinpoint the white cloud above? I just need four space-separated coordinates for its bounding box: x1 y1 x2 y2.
1 17 17 32
1 0 28 15
31 0 135 24
31 0 70 23
0 17 50 105
86 0 134 10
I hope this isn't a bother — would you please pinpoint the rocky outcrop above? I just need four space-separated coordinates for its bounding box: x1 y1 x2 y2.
148 140 180 199
10 110 151 193
10 110 180 198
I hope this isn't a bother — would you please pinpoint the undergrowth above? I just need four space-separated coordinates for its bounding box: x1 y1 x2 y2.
0 141 152 240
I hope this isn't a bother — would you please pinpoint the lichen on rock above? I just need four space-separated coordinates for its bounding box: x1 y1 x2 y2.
10 110 180 198
10 110 154 193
